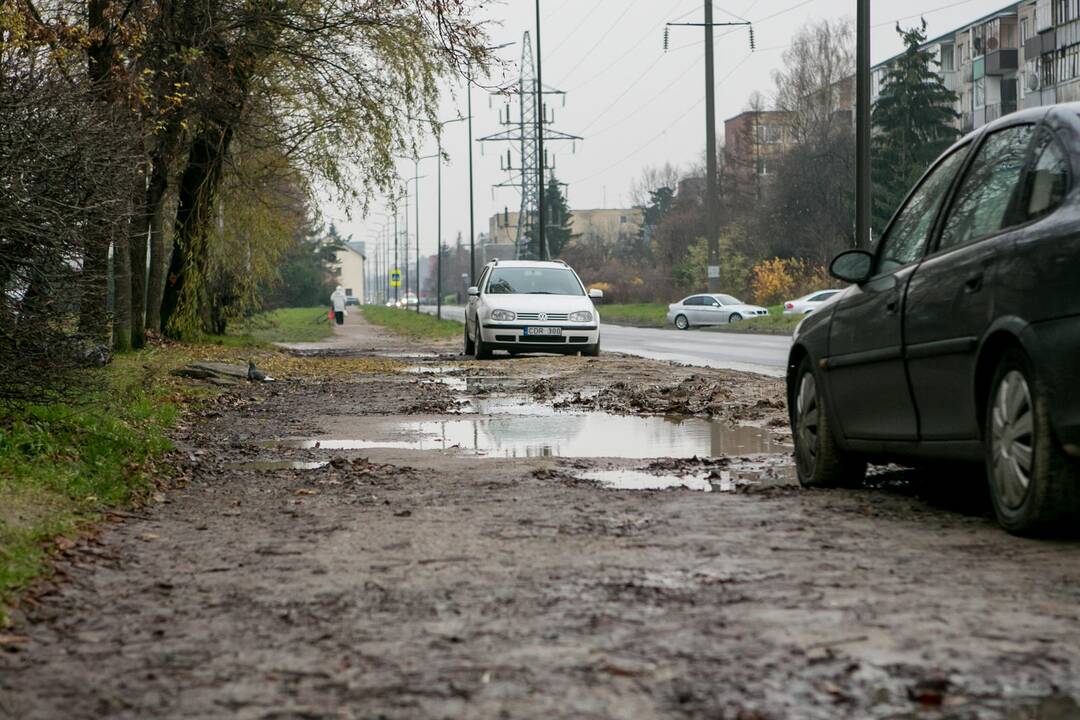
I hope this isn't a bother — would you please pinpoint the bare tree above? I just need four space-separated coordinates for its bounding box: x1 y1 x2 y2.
771 18 855 144
628 163 682 208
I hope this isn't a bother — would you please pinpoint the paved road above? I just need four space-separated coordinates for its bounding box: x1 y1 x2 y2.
424 305 792 377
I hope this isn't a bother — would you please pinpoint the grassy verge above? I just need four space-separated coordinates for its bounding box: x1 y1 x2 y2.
0 352 194 625
598 303 668 328
363 305 462 341
206 306 334 347
706 305 800 335
0 338 403 626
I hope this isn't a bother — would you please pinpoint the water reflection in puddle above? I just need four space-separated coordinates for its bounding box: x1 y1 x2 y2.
224 460 329 471
262 413 788 459
580 470 714 492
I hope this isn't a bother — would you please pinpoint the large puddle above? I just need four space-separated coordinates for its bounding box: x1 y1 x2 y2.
261 412 787 459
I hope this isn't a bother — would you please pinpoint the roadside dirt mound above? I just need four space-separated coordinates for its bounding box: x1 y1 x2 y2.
555 373 786 426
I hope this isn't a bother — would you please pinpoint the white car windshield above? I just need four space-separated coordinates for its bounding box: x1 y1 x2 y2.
486 268 584 296
713 294 740 305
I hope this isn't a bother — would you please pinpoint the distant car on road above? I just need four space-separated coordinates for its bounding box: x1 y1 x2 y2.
464 259 603 359
783 289 842 315
667 294 768 330
787 103 1080 536
345 295 360 307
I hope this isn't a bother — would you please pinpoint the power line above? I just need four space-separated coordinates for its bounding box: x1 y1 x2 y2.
548 0 610 56
564 0 698 92
569 52 755 185
578 53 670 133
873 0 980 29
587 51 707 135
555 0 644 86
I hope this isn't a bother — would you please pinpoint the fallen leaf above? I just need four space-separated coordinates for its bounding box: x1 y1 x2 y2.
0 635 29 645
138 533 160 542
294 488 318 496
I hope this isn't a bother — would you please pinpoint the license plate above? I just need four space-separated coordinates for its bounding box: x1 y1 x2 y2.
524 327 563 336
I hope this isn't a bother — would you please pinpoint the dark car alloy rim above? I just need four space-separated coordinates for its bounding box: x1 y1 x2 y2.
795 372 819 475
990 370 1035 510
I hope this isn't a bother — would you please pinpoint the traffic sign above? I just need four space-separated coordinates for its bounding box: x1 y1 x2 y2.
390 269 402 288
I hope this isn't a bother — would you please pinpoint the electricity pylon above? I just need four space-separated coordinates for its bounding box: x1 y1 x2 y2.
480 31 581 260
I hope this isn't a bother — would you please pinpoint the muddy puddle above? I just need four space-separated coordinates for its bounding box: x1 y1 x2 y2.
223 460 330 471
579 469 716 492
263 412 789 459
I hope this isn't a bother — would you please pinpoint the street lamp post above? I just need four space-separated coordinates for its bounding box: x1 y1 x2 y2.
411 155 437 312
435 116 467 321
856 0 871 249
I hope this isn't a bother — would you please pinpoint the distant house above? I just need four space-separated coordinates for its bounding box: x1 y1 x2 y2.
333 241 366 303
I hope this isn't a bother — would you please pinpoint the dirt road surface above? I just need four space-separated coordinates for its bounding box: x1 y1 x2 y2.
3 315 1079 720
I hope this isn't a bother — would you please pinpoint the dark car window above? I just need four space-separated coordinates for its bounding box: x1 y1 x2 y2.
1020 128 1070 220
938 125 1033 251
808 291 838 302
684 296 705 306
876 144 969 275
486 267 584 296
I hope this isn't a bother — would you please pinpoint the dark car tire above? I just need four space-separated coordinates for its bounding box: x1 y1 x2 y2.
473 326 493 360
463 320 475 356
729 313 743 323
792 356 866 488
582 341 600 357
674 314 690 330
985 349 1080 536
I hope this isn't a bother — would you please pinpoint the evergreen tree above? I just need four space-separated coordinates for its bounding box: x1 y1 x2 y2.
528 174 575 259
628 186 675 260
871 20 960 235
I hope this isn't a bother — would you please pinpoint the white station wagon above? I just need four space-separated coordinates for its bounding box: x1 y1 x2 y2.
464 260 603 359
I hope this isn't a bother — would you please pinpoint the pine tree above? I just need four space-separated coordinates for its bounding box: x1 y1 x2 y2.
871 20 960 234
528 174 575 259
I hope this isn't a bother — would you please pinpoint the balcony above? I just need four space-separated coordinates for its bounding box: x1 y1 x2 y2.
1024 28 1056 59
986 49 1019 74
942 70 961 92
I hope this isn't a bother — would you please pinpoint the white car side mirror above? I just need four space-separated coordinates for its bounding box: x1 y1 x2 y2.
467 286 480 297
588 288 604 299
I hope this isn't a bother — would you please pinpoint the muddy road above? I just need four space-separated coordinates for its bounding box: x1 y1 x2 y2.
2 317 1080 719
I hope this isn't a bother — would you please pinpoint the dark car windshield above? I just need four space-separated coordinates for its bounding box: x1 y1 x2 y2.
486 267 584 296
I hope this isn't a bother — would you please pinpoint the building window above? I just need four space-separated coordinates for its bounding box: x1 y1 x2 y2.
345 288 354 296
941 44 955 71
1021 16 1031 43
756 124 783 144
1042 51 1057 85
972 23 986 56
1037 0 1053 31
974 77 986 109
619 215 627 224
756 158 770 176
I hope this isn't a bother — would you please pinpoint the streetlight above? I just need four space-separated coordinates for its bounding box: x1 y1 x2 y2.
402 172 427 310
435 116 467 321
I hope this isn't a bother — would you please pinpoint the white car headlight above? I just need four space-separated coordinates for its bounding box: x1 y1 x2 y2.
490 309 515 321
569 310 594 323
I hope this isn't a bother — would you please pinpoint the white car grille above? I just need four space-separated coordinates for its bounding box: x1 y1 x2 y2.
516 312 569 321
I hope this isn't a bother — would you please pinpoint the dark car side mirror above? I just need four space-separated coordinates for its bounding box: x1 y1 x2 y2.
829 250 874 285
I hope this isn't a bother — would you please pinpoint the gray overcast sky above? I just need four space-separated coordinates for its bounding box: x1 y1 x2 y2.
327 0 1008 265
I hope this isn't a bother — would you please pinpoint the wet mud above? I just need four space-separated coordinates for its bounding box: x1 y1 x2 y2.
2 320 1080 719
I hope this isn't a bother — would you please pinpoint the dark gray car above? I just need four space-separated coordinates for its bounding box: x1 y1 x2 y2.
786 103 1080 536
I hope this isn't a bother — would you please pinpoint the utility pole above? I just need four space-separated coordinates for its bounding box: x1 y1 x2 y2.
435 118 466 320
534 0 546 260
467 65 477 283
667 4 752 292
393 207 399 305
856 0 870 249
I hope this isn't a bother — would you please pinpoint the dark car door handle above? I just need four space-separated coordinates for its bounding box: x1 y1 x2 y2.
964 273 984 293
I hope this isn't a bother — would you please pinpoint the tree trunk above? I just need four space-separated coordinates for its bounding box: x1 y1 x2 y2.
78 234 111 343
112 224 133 352
128 172 151 348
160 127 233 338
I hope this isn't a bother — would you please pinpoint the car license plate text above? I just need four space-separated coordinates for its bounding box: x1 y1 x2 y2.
525 327 563 336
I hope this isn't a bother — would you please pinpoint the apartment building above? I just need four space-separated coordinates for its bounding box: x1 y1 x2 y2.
721 110 795 194
871 0 1080 133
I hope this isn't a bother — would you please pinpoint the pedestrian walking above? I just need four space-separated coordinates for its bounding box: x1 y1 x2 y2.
330 286 347 326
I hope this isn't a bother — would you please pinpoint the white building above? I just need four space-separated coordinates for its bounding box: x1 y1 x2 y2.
333 241 366 304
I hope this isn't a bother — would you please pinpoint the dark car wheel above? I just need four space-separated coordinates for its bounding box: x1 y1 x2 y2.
582 341 600 357
674 314 690 330
986 349 1080 536
473 325 493 360
463 320 475 356
792 357 866 488
729 313 743 323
